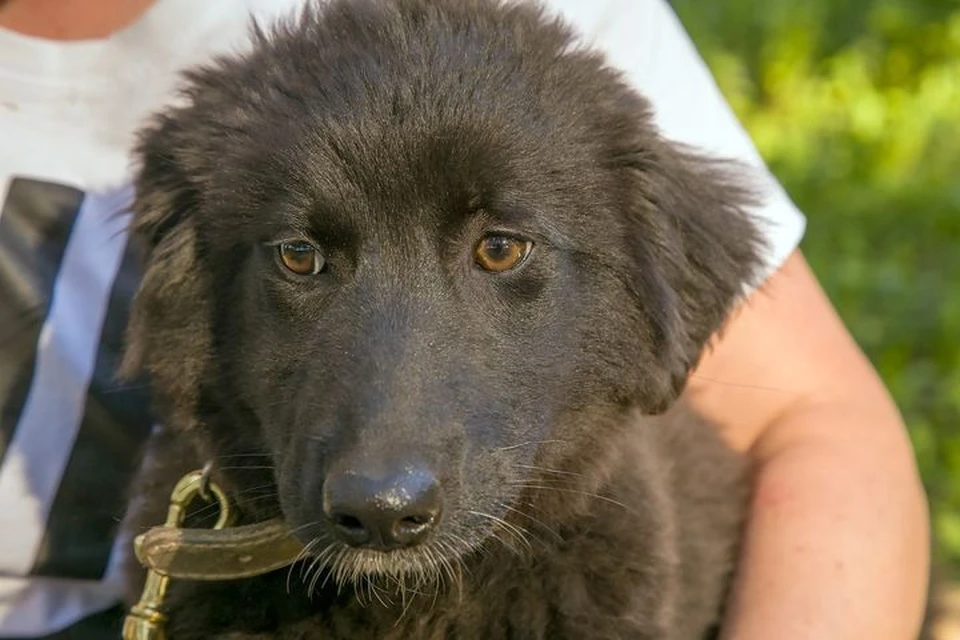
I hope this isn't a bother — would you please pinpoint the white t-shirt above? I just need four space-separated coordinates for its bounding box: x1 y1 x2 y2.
0 0 805 635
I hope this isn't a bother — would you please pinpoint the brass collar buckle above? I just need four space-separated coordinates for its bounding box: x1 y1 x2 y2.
122 470 305 640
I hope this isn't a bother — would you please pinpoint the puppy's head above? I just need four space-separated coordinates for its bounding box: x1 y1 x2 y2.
124 0 763 590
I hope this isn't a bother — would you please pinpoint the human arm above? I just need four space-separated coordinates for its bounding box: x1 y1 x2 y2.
686 249 930 639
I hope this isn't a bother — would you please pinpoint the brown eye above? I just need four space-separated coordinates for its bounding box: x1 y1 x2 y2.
278 241 324 276
473 235 532 273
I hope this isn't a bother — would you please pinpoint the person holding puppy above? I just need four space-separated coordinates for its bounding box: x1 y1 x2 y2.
0 0 928 638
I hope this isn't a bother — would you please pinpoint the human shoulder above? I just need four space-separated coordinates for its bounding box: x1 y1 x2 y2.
541 0 806 282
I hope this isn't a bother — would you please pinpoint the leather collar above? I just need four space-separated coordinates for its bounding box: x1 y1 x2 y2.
135 518 305 581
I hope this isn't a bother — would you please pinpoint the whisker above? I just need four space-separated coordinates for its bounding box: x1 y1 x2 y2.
211 453 275 459
500 503 562 543
494 439 567 452
466 509 532 555
514 463 584 478
308 544 341 597
445 531 481 566
509 483 634 514
284 523 325 593
187 488 280 521
287 536 323 594
231 481 278 493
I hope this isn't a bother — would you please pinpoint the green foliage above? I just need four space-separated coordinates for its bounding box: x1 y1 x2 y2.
672 0 960 573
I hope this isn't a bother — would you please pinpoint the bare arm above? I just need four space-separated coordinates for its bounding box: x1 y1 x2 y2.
686 249 929 639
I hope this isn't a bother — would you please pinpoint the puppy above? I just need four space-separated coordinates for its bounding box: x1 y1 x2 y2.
122 0 766 637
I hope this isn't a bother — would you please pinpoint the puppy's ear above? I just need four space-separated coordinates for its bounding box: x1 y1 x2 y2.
618 131 767 412
120 113 214 428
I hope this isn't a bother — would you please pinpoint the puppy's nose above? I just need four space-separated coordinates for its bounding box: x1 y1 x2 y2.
322 467 442 550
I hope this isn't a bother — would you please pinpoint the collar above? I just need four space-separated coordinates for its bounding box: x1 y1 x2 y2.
135 517 305 581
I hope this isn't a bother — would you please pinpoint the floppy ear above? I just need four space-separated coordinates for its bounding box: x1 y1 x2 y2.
120 112 214 430
618 132 767 412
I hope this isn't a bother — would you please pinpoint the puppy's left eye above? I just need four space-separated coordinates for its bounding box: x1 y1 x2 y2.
278 241 325 276
474 235 532 273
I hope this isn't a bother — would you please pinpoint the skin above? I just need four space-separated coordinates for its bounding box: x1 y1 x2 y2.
691 251 929 639
0 0 156 39
0 1 930 637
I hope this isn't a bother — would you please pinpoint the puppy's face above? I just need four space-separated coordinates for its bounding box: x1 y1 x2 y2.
126 0 761 588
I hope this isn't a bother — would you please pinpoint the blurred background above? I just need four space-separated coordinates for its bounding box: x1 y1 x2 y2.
672 0 960 623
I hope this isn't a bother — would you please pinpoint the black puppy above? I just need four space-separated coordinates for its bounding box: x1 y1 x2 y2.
122 0 766 637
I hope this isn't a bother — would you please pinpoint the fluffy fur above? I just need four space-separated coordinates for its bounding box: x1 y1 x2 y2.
121 1 768 637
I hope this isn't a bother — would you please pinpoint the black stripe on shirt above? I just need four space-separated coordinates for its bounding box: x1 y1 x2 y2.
0 178 84 464
30 238 155 580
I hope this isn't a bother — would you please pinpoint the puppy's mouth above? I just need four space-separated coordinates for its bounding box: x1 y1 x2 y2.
284 503 535 600
291 527 477 602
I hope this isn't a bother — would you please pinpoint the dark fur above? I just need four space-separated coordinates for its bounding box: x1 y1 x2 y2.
121 1 768 638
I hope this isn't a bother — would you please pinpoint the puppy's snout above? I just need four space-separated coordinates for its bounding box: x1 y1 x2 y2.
322 466 442 550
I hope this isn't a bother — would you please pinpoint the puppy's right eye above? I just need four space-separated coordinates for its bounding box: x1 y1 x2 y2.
278 241 325 276
474 235 533 273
